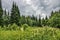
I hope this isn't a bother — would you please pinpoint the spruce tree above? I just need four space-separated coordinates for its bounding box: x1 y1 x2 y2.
10 2 20 26
41 18 45 26
50 11 54 18
45 16 48 26
0 0 3 26
0 0 2 8
7 11 10 25
3 9 9 26
3 9 7 25
31 15 35 20
38 15 42 26
48 11 60 28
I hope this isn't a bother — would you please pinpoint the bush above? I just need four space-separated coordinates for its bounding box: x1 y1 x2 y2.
7 23 20 30
21 24 29 31
48 12 60 28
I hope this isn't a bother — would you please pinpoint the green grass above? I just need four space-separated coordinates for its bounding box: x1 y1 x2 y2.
0 27 60 40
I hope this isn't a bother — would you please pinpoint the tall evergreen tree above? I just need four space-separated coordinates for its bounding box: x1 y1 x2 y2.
45 16 48 26
0 0 3 26
41 18 45 26
20 15 26 25
3 9 9 26
7 11 10 20
38 15 42 26
50 11 54 18
48 11 60 28
10 2 20 26
59 10 60 13
7 11 10 25
31 15 35 20
0 0 2 8
3 9 7 25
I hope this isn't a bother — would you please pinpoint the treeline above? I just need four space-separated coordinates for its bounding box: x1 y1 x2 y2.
48 11 60 28
0 0 60 28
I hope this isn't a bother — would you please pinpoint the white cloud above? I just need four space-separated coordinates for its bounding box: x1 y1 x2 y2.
25 0 32 4
2 0 60 18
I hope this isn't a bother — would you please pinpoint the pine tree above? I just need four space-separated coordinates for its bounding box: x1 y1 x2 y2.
7 11 10 25
0 0 2 8
10 2 20 26
50 11 54 18
48 11 60 28
41 18 45 26
59 10 60 13
3 9 7 25
7 11 10 20
45 16 48 26
38 15 42 26
31 15 35 20
3 9 9 26
21 15 26 25
0 0 3 26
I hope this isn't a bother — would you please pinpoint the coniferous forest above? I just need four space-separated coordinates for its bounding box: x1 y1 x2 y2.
0 0 60 40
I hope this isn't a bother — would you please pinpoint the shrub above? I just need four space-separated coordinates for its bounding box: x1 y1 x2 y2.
21 24 29 31
7 23 20 30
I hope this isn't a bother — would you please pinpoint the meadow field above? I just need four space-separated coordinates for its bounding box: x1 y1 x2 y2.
0 27 60 40
0 0 60 40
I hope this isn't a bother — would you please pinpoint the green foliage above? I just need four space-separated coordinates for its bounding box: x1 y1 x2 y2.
0 27 60 40
7 23 20 30
41 18 45 26
38 15 42 26
0 0 60 40
44 16 48 26
10 2 20 26
48 11 60 28
3 9 9 26
21 24 29 31
0 0 60 29
20 16 26 25
0 0 2 8
0 0 3 26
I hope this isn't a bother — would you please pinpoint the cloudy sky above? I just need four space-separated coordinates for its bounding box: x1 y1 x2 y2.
2 0 60 18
